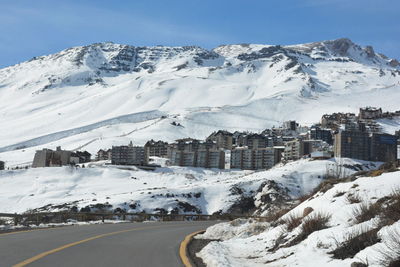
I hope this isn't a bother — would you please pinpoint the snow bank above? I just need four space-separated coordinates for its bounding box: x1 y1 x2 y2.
197 169 400 267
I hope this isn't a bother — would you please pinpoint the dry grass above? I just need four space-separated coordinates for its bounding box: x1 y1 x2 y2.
267 207 292 227
284 213 303 231
288 213 331 246
379 188 400 227
333 191 346 197
346 193 362 204
299 213 331 238
352 202 382 224
330 227 380 259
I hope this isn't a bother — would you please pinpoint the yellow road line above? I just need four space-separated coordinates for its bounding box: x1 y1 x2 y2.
0 227 64 237
13 224 180 267
179 230 205 267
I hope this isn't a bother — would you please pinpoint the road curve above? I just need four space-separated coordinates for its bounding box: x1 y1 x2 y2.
0 221 217 267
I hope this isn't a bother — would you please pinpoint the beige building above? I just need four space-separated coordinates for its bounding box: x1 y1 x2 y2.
170 148 225 169
283 140 314 161
206 130 233 150
231 147 278 170
32 146 79 168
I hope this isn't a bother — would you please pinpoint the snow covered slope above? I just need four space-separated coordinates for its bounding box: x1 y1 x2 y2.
0 158 377 214
0 38 399 166
198 168 400 267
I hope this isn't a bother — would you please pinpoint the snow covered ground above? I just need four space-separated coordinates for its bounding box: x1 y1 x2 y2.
0 157 378 215
197 169 400 267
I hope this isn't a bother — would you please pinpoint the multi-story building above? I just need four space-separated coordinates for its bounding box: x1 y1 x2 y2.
75 151 92 163
321 112 356 129
96 149 112 161
398 140 400 163
175 138 201 152
196 149 225 169
333 130 398 162
170 148 225 169
370 133 398 162
283 120 298 131
206 130 233 150
359 107 382 120
144 140 169 157
230 147 277 170
283 139 316 161
245 134 268 149
310 126 333 145
0 161 4 170
334 131 371 161
170 150 196 167
111 142 148 166
32 146 80 168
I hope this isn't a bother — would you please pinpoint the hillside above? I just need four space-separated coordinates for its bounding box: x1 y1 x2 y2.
0 158 377 214
0 38 399 167
197 168 400 267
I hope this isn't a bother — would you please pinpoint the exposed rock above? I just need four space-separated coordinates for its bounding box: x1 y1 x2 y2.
389 59 399 67
351 262 368 267
364 45 375 58
303 207 314 217
328 38 353 56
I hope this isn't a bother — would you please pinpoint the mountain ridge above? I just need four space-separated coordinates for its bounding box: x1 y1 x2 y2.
0 38 399 166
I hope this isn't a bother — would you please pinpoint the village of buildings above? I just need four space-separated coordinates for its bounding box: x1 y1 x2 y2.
1 107 399 172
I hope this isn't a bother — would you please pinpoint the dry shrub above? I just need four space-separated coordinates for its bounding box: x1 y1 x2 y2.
369 169 385 177
334 191 346 197
297 192 314 203
288 212 331 246
377 227 400 267
299 213 331 238
330 227 380 259
366 162 398 177
379 188 400 227
353 202 382 224
346 193 362 204
266 207 291 222
267 208 292 227
284 213 303 231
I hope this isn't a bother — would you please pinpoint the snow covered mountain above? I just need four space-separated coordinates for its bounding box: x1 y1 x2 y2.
0 38 400 166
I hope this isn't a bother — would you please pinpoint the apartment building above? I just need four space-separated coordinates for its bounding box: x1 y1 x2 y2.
32 146 80 168
170 148 225 169
230 147 277 170
111 142 148 166
206 130 233 150
144 139 169 158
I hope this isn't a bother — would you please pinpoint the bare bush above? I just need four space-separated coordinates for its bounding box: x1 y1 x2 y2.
330 227 380 259
334 191 346 197
289 213 331 246
284 213 303 231
299 213 331 238
326 159 348 179
353 202 382 224
346 193 362 204
267 208 292 227
379 189 400 227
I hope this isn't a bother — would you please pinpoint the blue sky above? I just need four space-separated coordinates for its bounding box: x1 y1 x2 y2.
0 0 399 68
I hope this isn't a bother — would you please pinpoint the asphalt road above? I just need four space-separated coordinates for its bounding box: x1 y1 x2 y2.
0 221 218 267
